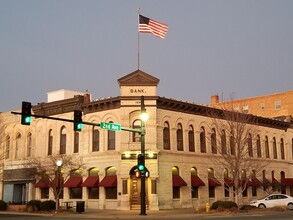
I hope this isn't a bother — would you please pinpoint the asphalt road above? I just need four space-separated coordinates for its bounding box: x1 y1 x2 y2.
0 212 292 220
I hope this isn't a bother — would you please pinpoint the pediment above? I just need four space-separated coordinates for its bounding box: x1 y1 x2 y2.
118 70 160 86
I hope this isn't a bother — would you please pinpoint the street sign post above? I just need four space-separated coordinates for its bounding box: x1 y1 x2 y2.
100 122 121 131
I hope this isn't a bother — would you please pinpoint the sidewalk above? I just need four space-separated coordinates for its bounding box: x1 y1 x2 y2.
56 208 198 219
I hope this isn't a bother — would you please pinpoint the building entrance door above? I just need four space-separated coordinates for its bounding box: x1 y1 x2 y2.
129 166 148 209
131 178 141 206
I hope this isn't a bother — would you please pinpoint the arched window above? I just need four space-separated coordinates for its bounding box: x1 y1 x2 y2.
273 137 277 159
103 167 117 199
172 166 180 199
230 135 235 156
280 138 285 160
163 122 170 150
247 133 253 157
200 127 206 153
132 120 141 142
5 136 10 159
92 127 99 152
87 168 99 199
265 136 270 158
221 130 227 154
211 128 217 154
188 125 195 152
27 133 32 157
176 123 183 151
223 168 229 197
190 167 199 198
108 121 115 150
15 133 21 159
48 129 53 155
208 168 215 198
60 126 67 154
256 135 261 158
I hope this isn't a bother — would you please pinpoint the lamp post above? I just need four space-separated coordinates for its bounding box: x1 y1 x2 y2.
140 96 148 215
56 159 63 211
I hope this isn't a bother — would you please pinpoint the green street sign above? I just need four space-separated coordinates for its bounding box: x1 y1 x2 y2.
100 122 121 131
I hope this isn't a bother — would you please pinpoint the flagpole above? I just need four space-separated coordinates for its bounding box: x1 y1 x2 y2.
137 8 140 70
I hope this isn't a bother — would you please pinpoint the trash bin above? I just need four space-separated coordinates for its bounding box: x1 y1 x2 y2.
76 201 85 213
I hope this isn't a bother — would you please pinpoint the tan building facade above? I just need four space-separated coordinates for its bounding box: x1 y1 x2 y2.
1 70 293 210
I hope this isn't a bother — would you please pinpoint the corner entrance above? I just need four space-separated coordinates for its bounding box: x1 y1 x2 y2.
129 166 149 209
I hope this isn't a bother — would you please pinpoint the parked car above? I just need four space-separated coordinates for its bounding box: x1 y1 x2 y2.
250 194 293 209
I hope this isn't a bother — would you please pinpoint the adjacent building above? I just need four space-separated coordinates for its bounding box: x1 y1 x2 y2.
1 70 293 210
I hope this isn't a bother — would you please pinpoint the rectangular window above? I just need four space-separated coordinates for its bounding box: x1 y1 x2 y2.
122 180 128 195
191 186 198 198
41 188 49 199
105 187 117 199
209 186 215 198
224 184 229 197
88 187 99 199
252 186 257 197
151 180 157 194
242 187 248 197
173 186 180 199
70 187 82 199
92 129 99 152
275 101 281 110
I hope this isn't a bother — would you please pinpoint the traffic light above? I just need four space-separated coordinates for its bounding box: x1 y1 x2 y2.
21 101 32 125
74 110 83 131
137 154 145 171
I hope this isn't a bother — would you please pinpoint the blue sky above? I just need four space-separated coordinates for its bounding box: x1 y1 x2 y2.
1 0 292 112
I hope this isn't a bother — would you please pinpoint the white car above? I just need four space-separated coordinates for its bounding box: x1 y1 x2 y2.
250 194 293 209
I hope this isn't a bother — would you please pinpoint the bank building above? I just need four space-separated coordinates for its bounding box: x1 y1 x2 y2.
1 70 293 210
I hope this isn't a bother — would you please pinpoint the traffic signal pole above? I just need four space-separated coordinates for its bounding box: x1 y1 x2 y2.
12 96 148 215
140 96 147 215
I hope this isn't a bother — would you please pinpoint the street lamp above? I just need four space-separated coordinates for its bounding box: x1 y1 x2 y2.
56 159 63 211
140 96 148 215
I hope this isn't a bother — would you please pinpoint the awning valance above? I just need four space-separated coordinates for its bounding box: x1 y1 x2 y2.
81 176 99 187
272 177 280 186
263 178 271 187
35 178 50 188
172 175 187 187
282 178 293 186
99 175 117 187
224 177 234 187
248 177 263 187
63 177 82 188
208 177 221 186
191 175 205 187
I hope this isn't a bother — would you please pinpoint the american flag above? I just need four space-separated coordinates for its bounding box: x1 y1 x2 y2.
139 15 168 39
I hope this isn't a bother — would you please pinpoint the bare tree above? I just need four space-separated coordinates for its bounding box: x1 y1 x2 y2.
25 154 86 210
206 106 268 207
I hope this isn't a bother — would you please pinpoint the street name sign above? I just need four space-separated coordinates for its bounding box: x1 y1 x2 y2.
100 122 121 131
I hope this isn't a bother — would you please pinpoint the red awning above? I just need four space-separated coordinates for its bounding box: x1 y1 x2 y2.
81 176 99 187
272 177 280 186
35 178 50 188
224 177 234 187
173 175 187 187
263 178 271 187
248 177 263 187
63 177 82 188
191 175 205 187
208 177 221 186
282 178 293 186
99 175 117 187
